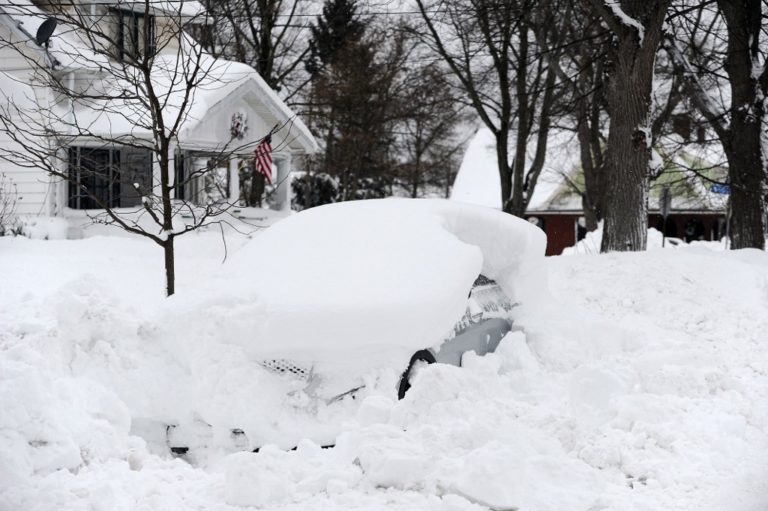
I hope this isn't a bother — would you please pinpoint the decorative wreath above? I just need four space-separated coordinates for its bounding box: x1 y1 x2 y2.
230 112 248 140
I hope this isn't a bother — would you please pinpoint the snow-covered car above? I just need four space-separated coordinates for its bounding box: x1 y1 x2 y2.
260 272 516 403
164 198 546 452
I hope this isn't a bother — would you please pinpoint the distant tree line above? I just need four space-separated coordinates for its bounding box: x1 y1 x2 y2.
200 0 768 251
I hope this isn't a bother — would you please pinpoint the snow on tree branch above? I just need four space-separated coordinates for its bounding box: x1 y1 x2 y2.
605 0 645 44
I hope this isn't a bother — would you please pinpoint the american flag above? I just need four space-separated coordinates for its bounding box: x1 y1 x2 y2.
254 134 273 184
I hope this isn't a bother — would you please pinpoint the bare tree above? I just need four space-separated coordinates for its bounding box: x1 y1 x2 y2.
665 1 766 250
543 7 608 231
397 63 468 199
0 0 281 295
413 0 563 216
584 0 672 252
196 0 311 102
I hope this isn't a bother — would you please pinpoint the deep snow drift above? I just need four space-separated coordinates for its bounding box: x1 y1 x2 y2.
0 213 766 511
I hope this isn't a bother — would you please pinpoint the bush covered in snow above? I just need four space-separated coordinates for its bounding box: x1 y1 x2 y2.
14 216 70 240
0 173 18 236
292 174 394 210
291 172 340 210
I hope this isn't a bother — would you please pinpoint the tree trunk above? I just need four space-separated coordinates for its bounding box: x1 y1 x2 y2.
324 103 335 176
257 0 276 89
164 238 175 296
718 0 767 250
410 165 420 198
411 141 422 198
582 194 599 232
496 129 513 214
597 0 670 252
159 145 176 296
725 139 765 249
600 70 651 251
576 95 602 231
508 27 529 217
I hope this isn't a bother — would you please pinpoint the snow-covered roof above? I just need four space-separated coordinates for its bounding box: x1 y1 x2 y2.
535 149 728 214
1 0 207 67
451 127 580 212
453 127 728 215
104 0 205 18
0 2 317 154
57 49 317 153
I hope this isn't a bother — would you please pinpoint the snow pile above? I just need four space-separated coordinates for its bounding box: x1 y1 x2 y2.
1 210 767 511
219 363 602 510
0 279 134 489
563 224 692 254
168 199 545 374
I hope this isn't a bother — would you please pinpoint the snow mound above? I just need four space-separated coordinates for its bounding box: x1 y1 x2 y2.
169 199 546 372
564 224 672 255
0 279 136 489
2 212 767 511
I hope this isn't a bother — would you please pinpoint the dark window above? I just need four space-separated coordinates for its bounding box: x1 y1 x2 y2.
68 147 119 209
115 9 156 61
68 147 152 210
174 150 204 203
185 23 214 53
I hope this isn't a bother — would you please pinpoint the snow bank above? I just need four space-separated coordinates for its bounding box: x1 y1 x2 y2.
1 213 767 511
562 224 713 255
167 199 545 373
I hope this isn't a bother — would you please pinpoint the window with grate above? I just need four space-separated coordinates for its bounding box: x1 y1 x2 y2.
68 147 152 209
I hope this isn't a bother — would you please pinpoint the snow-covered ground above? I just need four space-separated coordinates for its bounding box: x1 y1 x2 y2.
1 218 767 510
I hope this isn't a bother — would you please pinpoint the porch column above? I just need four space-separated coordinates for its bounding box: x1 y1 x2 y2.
190 157 207 204
152 152 162 198
168 143 177 195
274 154 292 212
229 156 240 204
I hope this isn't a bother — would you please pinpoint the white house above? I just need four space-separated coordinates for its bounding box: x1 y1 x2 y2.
0 0 317 232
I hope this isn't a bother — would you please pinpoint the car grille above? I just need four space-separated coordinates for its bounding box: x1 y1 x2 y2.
259 359 312 380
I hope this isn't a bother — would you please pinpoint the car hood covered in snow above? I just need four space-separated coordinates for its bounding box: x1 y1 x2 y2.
168 199 546 373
